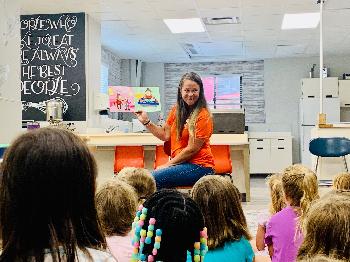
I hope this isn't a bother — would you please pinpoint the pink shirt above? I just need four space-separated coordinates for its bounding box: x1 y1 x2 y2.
106 233 133 262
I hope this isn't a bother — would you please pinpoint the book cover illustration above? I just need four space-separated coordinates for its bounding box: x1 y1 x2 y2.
108 86 135 112
134 87 161 112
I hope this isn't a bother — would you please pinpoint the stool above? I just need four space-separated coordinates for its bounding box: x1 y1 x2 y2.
114 146 145 174
309 137 350 173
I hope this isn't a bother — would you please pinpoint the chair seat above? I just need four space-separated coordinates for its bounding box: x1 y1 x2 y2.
309 137 350 157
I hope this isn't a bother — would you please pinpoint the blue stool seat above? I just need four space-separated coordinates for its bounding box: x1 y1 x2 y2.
0 144 9 159
309 137 350 173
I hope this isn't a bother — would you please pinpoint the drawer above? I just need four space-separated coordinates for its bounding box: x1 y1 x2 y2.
271 138 292 149
249 138 270 149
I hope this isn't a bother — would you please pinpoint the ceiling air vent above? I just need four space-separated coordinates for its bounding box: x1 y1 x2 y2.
203 16 240 25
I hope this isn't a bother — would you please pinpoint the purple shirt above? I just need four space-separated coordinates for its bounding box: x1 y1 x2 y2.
265 206 303 262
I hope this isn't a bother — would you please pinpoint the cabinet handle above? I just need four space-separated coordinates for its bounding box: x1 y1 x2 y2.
345 104 350 106
257 139 263 141
278 139 284 141
278 147 285 150
307 96 315 98
257 147 264 150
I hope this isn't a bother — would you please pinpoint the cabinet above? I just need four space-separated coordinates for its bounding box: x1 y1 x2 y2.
249 132 292 174
339 80 350 107
301 77 338 98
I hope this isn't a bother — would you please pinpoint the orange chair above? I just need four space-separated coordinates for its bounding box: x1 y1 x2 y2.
154 145 170 169
211 145 232 175
114 146 145 174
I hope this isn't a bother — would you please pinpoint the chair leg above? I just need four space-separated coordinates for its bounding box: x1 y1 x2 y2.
343 156 348 172
315 156 320 174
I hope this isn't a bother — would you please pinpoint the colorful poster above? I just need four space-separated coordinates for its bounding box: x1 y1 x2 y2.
108 86 135 112
134 87 161 112
108 86 161 112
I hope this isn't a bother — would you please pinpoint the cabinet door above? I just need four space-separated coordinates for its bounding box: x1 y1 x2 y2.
301 78 339 98
249 138 270 173
339 80 350 107
271 138 292 173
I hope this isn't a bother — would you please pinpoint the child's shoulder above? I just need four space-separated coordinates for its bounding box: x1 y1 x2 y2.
269 206 296 223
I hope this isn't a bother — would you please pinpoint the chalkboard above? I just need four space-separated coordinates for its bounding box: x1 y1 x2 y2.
20 12 86 121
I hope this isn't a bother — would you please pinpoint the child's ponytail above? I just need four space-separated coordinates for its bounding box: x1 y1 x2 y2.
299 171 319 227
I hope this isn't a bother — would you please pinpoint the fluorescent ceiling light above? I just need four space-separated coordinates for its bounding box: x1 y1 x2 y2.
282 13 320 29
163 18 205 33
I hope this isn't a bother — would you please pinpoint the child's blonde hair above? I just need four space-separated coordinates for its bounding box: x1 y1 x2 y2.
95 179 137 236
332 172 350 190
282 164 319 227
297 254 348 262
192 175 251 249
117 167 156 203
297 191 350 261
266 173 285 214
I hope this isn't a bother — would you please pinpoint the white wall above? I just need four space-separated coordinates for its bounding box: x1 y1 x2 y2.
0 0 21 144
85 14 101 130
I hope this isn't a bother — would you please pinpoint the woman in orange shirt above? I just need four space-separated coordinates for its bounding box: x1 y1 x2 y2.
135 72 214 189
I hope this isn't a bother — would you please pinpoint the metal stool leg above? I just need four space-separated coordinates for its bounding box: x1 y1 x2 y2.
343 156 348 172
315 156 320 174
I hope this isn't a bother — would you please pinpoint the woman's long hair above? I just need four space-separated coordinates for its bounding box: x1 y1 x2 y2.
175 72 209 138
0 128 105 261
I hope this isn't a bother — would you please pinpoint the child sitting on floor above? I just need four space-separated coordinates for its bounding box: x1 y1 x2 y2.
130 189 208 262
117 167 156 204
332 172 350 190
96 179 138 262
297 190 350 261
192 175 255 262
265 164 319 262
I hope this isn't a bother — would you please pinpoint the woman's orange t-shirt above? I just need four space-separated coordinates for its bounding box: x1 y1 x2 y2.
166 106 214 168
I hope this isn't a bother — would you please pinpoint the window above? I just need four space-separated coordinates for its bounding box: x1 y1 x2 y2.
100 63 109 93
203 74 242 109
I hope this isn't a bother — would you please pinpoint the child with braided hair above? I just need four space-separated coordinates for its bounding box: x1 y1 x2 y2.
265 164 319 262
130 189 208 262
191 175 255 262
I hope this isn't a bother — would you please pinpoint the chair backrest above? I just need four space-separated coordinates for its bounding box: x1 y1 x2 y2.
211 145 232 174
309 137 350 157
154 145 170 169
114 146 145 173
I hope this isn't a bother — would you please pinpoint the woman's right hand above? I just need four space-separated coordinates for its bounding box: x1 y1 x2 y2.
134 110 149 124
